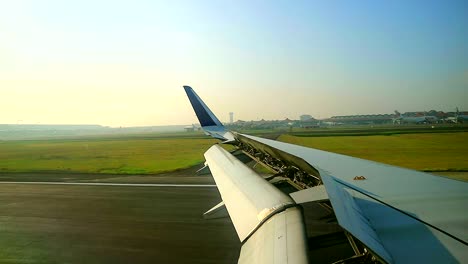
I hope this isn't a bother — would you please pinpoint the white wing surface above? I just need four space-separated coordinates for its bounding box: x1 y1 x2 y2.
241 133 468 263
204 145 309 263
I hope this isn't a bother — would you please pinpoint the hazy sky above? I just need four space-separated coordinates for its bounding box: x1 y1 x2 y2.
1 0 467 126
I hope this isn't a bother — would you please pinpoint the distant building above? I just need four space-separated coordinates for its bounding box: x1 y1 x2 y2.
299 115 319 128
322 114 394 125
229 112 234 124
300 114 313 121
224 109 462 130
184 125 195 132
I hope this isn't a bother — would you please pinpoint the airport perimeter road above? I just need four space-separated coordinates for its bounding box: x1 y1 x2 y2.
0 183 239 264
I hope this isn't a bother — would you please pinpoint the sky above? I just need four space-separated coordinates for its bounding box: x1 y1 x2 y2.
0 0 467 126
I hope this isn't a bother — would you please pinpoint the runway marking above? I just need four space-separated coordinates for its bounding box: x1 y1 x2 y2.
0 181 217 187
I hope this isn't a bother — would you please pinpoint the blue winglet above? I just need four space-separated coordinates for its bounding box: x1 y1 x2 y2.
183 86 223 127
183 86 235 142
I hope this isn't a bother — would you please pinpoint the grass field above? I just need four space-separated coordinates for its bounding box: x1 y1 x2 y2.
278 132 468 172
0 137 216 175
231 124 468 137
1 130 467 180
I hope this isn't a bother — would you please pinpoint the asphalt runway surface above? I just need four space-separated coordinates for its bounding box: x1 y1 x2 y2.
0 170 354 263
0 181 216 187
0 182 240 264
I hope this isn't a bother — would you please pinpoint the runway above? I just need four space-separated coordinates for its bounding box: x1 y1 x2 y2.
0 181 216 187
0 171 353 263
0 181 239 264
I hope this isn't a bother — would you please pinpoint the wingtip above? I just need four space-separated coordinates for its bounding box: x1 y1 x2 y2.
183 85 192 90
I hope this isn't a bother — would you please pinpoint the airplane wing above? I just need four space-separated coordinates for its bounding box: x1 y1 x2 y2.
204 144 308 263
183 86 468 263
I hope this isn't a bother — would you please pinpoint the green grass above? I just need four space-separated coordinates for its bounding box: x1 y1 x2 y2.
0 137 216 175
278 132 468 172
2 129 467 178
288 124 468 137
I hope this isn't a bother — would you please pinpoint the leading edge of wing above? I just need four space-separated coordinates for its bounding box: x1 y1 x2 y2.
204 145 308 264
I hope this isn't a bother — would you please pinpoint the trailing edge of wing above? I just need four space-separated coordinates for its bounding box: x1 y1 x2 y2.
204 145 308 263
320 173 393 263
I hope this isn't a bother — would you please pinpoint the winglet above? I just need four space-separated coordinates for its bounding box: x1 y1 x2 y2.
183 86 236 142
183 86 223 127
